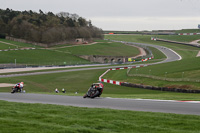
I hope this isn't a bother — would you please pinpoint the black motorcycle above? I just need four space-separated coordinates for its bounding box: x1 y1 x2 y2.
11 86 21 94
83 83 102 98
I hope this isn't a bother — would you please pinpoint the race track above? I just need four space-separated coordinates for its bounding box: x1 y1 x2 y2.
0 93 200 115
1 41 193 115
0 42 181 78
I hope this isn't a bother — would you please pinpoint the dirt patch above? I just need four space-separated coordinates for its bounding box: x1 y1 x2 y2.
190 39 200 45
0 83 15 87
196 51 200 57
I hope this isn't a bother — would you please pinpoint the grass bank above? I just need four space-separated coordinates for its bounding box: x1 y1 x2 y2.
0 42 18 50
1 100 200 133
0 38 42 48
0 49 91 65
0 39 141 65
55 41 140 56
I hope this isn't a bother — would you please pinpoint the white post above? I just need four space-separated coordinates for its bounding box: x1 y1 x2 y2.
165 72 167 79
149 69 151 75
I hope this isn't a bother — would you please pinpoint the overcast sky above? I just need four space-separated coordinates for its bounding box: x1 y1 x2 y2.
1 0 200 31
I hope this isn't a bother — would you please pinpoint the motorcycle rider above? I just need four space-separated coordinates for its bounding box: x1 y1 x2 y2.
14 82 24 92
91 82 104 97
97 82 104 97
83 82 104 98
19 82 24 92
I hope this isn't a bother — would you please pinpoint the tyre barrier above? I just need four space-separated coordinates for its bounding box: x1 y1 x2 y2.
121 82 200 93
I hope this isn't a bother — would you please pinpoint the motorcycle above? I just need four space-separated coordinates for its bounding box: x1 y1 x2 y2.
11 86 21 94
83 83 104 98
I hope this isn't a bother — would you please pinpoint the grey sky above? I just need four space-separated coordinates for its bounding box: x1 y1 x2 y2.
1 0 200 31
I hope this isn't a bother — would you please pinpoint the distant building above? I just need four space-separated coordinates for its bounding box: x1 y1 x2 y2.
75 38 88 44
75 38 84 44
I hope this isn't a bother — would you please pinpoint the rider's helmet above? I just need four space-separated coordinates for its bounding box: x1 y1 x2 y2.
21 82 24 84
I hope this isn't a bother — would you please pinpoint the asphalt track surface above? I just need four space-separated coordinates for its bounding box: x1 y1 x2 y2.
2 42 195 115
1 93 200 115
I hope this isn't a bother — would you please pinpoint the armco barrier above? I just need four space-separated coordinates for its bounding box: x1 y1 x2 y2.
151 37 200 48
178 33 200 35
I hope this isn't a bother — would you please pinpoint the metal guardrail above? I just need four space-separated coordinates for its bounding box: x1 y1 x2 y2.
152 38 200 48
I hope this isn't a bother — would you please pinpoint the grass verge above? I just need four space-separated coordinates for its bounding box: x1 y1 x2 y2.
1 100 200 133
56 41 140 56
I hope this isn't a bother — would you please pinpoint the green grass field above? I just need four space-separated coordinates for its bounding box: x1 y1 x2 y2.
175 29 200 33
0 39 141 65
128 57 200 78
55 42 140 56
0 49 91 65
148 46 166 60
0 39 42 48
1 100 200 133
0 42 18 50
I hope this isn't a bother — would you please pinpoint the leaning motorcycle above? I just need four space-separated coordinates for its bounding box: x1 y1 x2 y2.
11 86 20 94
83 86 100 98
83 83 103 98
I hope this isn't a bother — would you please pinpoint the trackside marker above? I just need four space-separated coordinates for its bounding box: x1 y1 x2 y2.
98 56 153 86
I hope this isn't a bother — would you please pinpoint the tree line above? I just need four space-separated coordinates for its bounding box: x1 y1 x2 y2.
0 8 103 45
